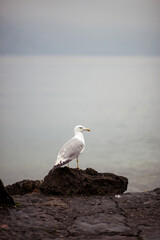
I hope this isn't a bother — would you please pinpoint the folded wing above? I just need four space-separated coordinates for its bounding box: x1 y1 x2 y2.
53 138 84 169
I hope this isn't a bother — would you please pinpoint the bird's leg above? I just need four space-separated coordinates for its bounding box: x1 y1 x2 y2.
76 157 80 169
67 162 70 168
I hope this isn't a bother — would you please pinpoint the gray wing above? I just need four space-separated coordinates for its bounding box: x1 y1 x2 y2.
53 138 84 169
60 138 84 159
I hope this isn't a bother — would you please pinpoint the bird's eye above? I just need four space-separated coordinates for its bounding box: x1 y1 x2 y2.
79 127 83 129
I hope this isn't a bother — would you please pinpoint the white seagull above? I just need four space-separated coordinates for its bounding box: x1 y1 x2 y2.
52 125 90 170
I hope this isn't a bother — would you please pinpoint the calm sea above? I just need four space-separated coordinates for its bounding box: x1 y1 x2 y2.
0 56 160 192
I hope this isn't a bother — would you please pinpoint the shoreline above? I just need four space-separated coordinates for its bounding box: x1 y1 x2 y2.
1 168 160 240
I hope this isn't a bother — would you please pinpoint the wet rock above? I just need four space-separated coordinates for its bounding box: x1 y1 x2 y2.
0 188 159 240
40 167 128 195
6 180 43 195
0 179 15 207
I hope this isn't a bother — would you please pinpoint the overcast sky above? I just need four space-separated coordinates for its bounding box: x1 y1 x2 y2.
0 0 160 55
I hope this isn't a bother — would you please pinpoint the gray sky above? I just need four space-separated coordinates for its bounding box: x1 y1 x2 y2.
0 0 160 55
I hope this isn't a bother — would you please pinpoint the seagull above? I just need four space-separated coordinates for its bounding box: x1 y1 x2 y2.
52 125 90 170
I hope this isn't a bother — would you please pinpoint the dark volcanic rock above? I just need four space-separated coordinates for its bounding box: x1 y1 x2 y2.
0 188 160 240
40 167 128 195
0 179 15 207
6 180 43 195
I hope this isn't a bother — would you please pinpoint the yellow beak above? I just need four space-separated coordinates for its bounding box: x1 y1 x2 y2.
85 128 91 131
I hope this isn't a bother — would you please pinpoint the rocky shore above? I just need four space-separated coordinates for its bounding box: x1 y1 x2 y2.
0 168 160 240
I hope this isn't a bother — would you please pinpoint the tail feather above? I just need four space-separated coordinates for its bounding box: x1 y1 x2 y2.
51 159 71 172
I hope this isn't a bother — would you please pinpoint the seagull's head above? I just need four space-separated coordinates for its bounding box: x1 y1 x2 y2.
74 125 91 133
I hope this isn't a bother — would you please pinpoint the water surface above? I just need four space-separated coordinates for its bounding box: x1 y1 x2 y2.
0 56 160 192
